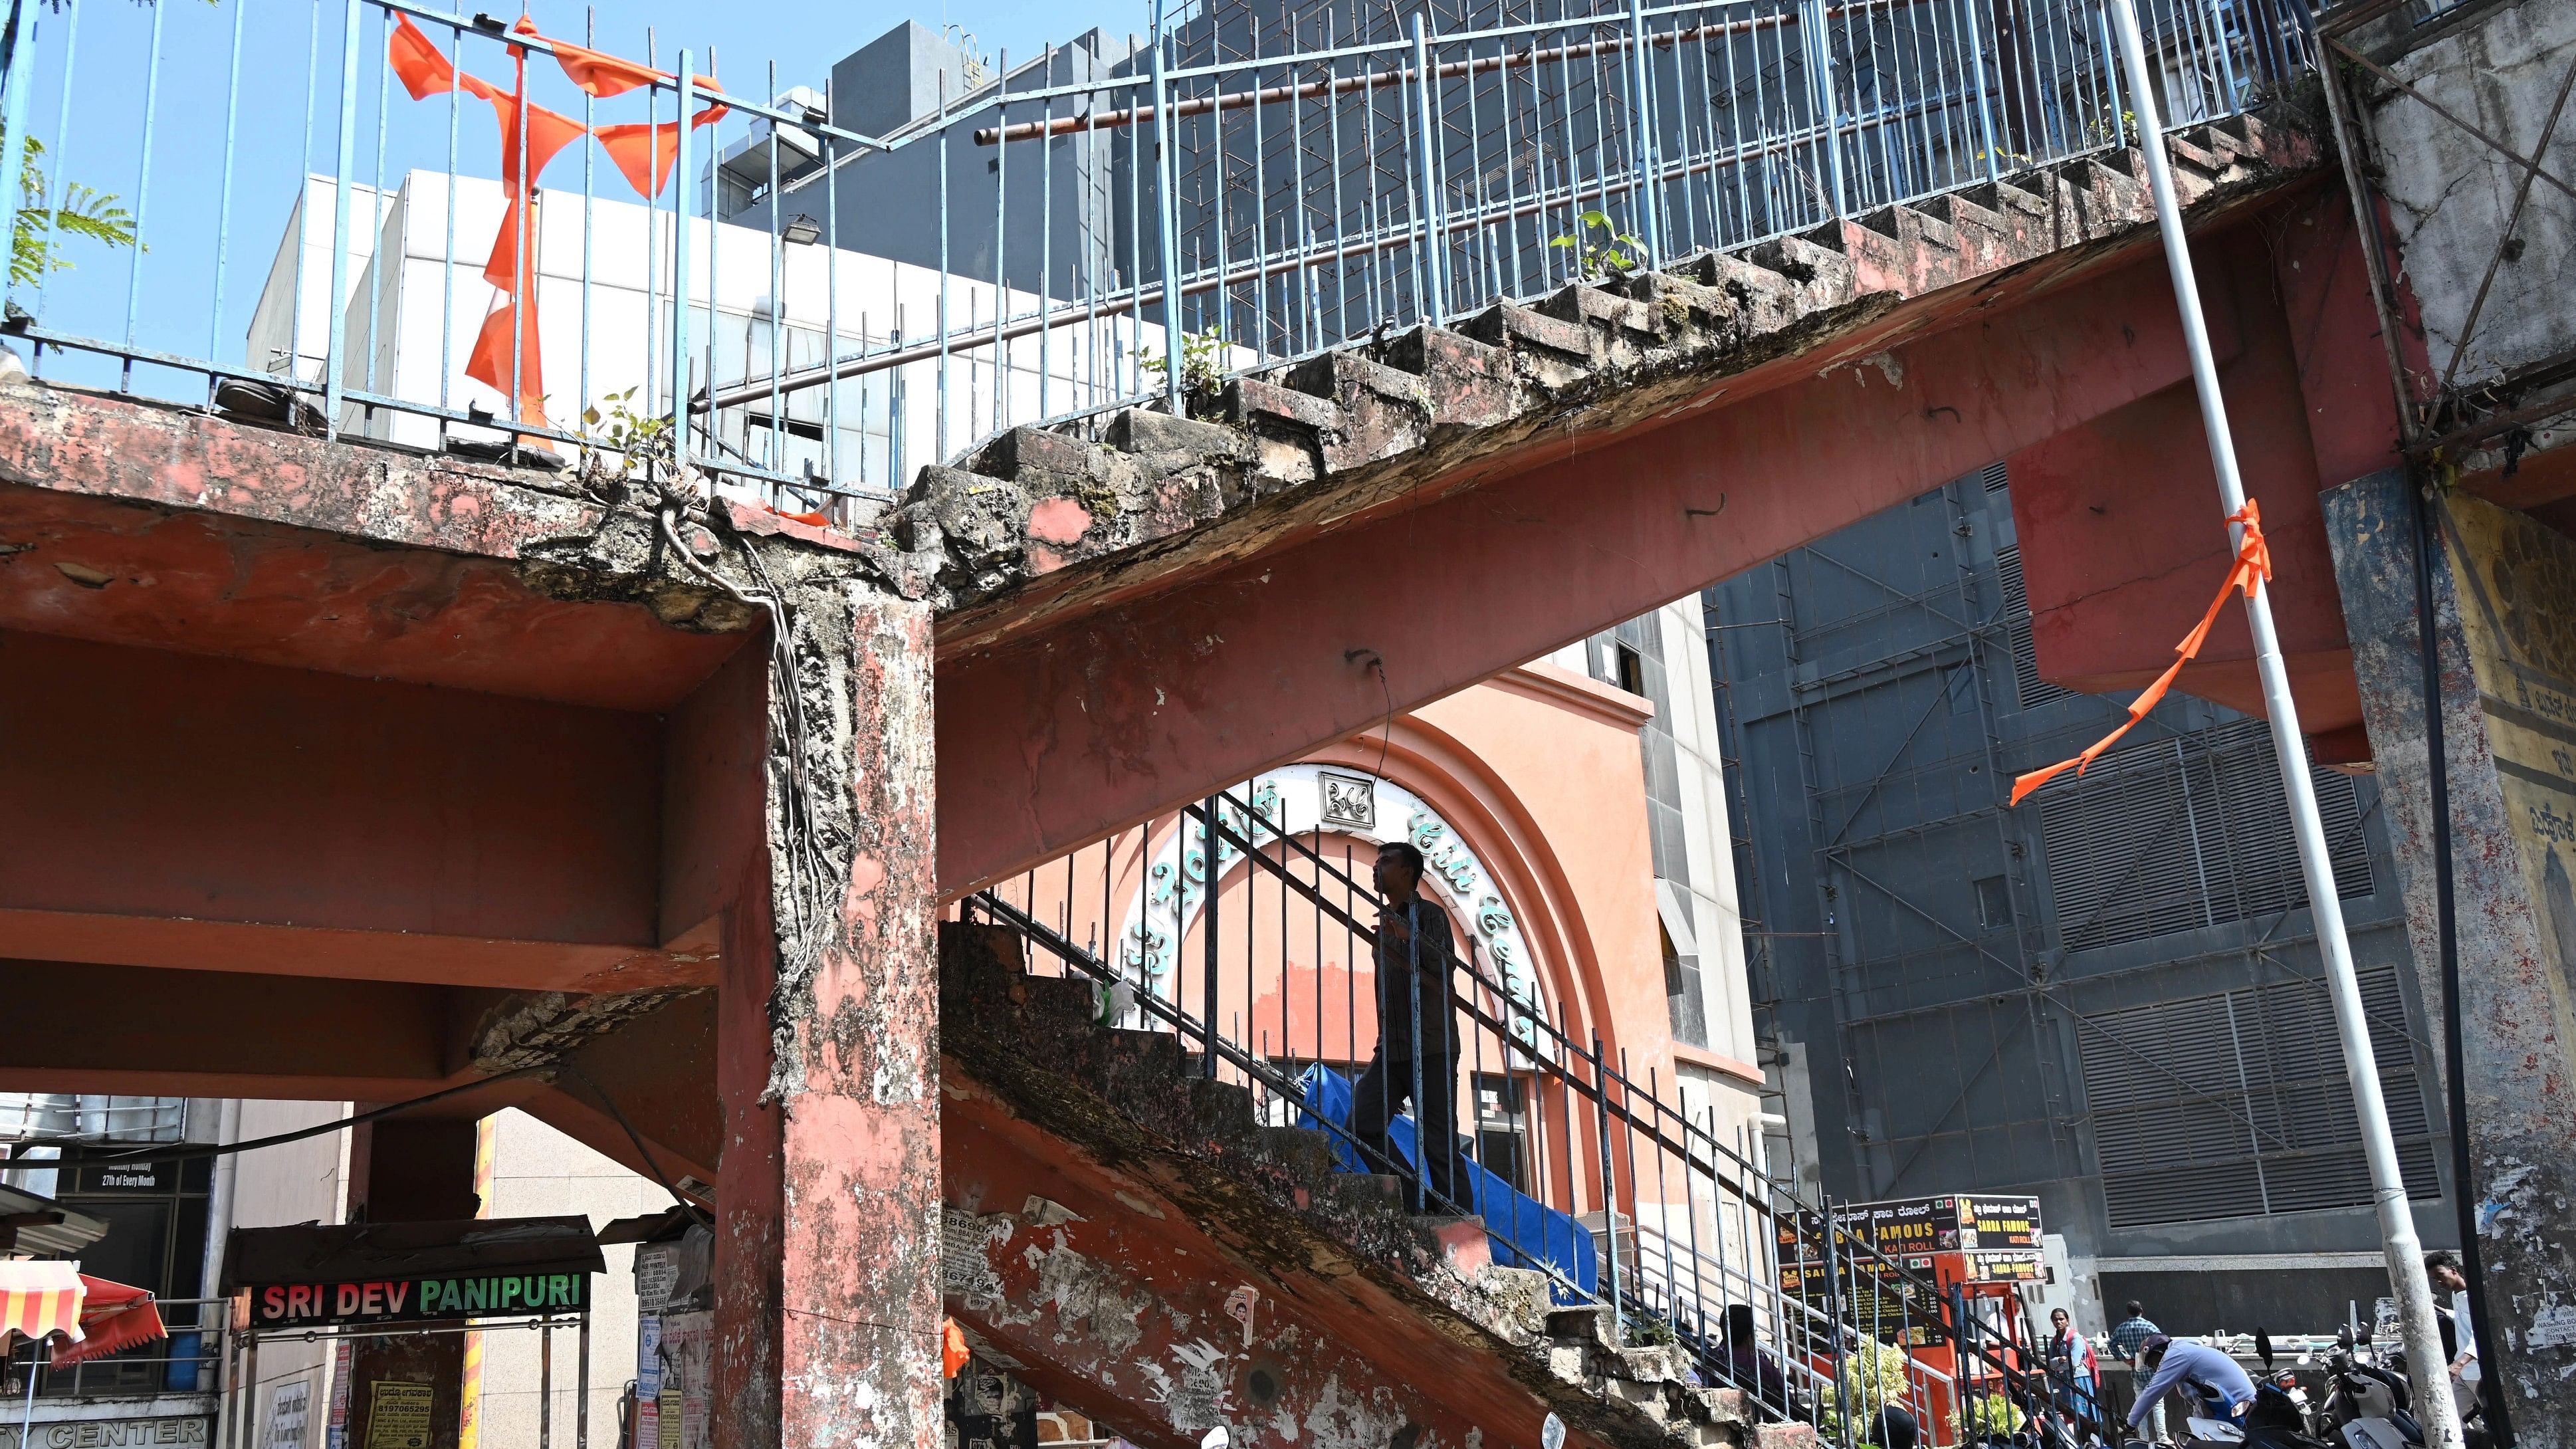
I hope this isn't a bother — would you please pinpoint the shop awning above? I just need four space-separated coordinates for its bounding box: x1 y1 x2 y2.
0 1260 86 1349
0 1181 110 1258
51 1275 169 1367
223 1216 604 1291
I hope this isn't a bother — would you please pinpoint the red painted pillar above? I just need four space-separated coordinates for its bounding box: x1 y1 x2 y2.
711 598 940 1449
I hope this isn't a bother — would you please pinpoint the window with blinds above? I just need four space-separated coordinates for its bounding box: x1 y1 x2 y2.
1994 544 2081 712
2036 719 2377 952
2079 966 2441 1226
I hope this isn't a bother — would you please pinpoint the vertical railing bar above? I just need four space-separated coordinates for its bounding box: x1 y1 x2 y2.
1324 13 1352 344
640 27 657 419
1039 43 1055 421
1290 29 1317 353
325 0 362 429
437 19 463 437
936 68 952 457
671 57 694 461
288 0 322 390
766 58 787 485
0 0 39 326
1971 0 2002 182
1590 1032 1623 1332
1410 14 1446 324
1577 19 1610 259
1623 0 1662 265
1859 0 1889 207
700 45 722 464
1201 793 1222 1079
1150 0 1184 412
23 0 83 366
363 3 390 427
207 0 249 380
112 0 167 393
508 24 529 439
825 76 841 495
1462 24 1495 301
992 47 1010 437
578 9 594 457
1644 1061 1679 1333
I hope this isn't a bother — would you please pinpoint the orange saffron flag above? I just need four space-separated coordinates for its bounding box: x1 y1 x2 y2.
383 13 732 433
942 1318 971 1379
2008 501 2274 806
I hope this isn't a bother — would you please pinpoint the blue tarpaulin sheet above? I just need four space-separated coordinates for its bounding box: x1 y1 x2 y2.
1295 1064 1596 1301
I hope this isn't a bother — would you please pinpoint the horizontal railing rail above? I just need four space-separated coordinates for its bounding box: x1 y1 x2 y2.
0 0 2311 516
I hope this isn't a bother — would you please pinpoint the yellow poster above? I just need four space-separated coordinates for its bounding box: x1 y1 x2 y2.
2438 494 2576 1090
364 1383 434 1449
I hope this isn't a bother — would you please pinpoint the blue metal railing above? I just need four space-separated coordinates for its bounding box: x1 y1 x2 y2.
0 0 2311 516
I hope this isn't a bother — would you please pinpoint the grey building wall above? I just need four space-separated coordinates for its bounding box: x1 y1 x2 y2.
721 24 1140 307
717 0 2148 367
1705 465 2461 1335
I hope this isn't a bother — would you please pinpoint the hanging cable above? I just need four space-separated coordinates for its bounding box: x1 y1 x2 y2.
3 1065 551 1167
560 1063 713 1228
2414 485 2513 1448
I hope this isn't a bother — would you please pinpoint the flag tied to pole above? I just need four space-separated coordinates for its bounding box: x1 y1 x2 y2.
387 14 728 433
2008 500 2274 806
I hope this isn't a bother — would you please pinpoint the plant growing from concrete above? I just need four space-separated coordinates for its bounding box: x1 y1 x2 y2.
580 386 677 489
1551 208 1646 280
1141 325 1230 405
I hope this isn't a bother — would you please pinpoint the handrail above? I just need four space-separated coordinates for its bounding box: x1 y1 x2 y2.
978 783 2067 1440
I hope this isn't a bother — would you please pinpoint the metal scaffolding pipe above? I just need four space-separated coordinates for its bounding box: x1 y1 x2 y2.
2101 4 2461 1445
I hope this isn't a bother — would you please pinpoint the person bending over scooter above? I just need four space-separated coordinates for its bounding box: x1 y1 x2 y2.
2128 1336 2256 1442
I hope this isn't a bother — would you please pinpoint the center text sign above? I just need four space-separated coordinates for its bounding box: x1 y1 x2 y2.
249 1272 590 1327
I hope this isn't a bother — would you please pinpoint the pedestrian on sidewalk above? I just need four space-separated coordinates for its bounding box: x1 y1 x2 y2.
2107 1302 2161 1438
1352 839 1469 1207
2424 1252 2482 1432
2046 1307 2103 1444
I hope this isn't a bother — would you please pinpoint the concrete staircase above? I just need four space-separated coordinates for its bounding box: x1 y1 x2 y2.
937 920 1808 1449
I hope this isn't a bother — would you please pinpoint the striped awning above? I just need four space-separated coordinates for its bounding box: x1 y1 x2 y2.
0 1260 87 1349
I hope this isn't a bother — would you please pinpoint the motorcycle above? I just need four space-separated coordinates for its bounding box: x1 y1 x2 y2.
2313 1325 2423 1449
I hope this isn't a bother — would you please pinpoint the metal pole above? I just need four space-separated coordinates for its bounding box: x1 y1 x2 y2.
18 1340 42 1449
2099 3 2458 1444
199 1098 244 1391
540 1321 553 1449
576 1312 590 1449
1149 0 1184 413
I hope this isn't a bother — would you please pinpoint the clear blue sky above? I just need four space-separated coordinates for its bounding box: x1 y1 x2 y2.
16 0 1146 397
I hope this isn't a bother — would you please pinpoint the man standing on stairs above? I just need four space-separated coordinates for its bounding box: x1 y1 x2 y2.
1354 839 1470 1210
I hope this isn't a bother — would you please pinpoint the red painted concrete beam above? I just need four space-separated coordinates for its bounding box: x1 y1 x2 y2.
932 230 2276 893
0 955 722 1185
2007 183 2393 762
0 387 758 711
